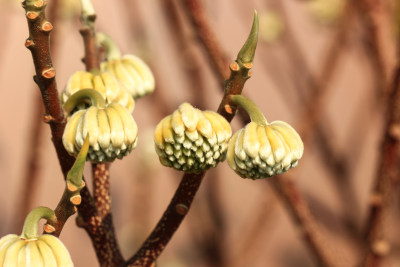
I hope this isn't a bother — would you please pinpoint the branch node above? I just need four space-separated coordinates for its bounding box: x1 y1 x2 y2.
230 62 240 72
43 223 56 234
41 21 53 32
34 0 46 8
43 113 57 123
41 67 55 79
175 203 189 215
25 38 35 48
224 104 233 114
70 195 82 205
243 63 253 69
26 11 39 20
67 182 78 192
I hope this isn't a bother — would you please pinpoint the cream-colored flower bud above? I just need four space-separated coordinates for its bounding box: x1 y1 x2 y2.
0 234 74 267
63 103 138 162
101 55 155 99
154 103 232 173
227 121 303 179
61 70 135 113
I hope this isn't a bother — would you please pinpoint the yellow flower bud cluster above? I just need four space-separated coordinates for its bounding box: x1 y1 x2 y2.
0 234 73 267
227 121 303 179
61 70 135 113
101 55 155 99
154 103 232 173
63 103 138 162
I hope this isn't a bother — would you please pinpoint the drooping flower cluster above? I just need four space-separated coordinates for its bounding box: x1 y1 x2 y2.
61 70 135 112
154 103 232 173
227 121 303 179
63 103 138 162
0 234 74 267
101 55 155 99
61 34 156 162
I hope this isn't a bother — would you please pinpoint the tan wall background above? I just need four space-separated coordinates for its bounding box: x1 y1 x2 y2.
0 0 398 266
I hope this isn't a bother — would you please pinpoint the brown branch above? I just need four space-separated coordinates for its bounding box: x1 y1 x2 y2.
271 176 336 267
180 0 230 86
162 1 227 265
15 0 61 232
22 0 85 237
125 23 256 265
179 0 336 266
362 51 400 267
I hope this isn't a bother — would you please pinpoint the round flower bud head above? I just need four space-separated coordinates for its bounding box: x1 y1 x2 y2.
154 103 232 173
0 234 73 267
101 55 155 99
61 70 135 113
227 121 303 179
63 103 138 162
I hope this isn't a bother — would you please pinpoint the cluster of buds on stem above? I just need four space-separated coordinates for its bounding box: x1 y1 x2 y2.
62 90 138 162
227 95 303 179
0 207 73 267
154 103 232 173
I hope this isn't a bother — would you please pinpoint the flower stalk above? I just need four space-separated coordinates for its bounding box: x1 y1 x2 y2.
21 207 56 240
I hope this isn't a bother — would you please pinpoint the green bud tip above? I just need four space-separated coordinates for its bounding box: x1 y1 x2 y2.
67 135 89 187
237 10 259 65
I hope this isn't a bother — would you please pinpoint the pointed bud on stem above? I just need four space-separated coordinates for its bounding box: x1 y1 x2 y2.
237 10 259 65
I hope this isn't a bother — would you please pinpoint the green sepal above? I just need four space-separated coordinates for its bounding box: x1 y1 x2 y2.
237 11 259 65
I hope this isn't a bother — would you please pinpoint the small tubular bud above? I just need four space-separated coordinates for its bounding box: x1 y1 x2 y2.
61 70 134 113
227 121 303 179
0 234 73 267
154 103 232 173
101 55 155 99
62 103 138 162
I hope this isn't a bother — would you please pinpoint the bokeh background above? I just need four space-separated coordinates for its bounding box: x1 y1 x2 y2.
0 0 399 266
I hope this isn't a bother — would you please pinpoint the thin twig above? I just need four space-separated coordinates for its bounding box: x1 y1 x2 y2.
22 0 83 236
179 0 336 266
162 1 227 266
362 48 400 267
180 0 230 86
15 0 61 232
125 15 258 266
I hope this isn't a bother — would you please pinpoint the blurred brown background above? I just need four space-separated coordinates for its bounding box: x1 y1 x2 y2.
0 0 398 266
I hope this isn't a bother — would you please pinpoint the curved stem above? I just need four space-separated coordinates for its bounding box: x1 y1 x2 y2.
230 95 267 125
96 32 122 60
21 207 56 240
63 89 106 115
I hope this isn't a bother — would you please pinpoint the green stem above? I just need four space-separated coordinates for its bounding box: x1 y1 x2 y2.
68 135 90 187
21 207 56 240
230 95 267 125
96 32 122 60
63 89 106 115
